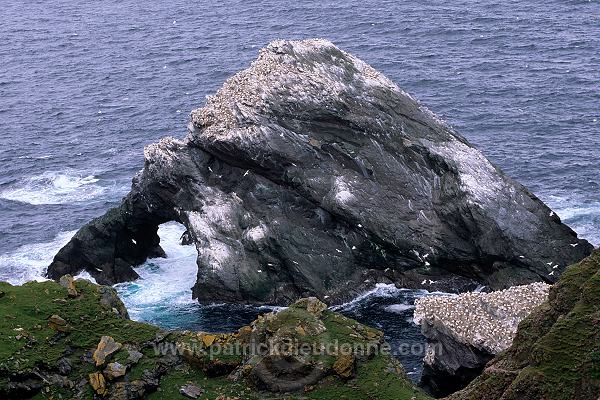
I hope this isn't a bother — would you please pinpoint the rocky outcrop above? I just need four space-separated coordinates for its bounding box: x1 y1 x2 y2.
413 283 550 397
447 249 600 400
47 38 592 304
0 279 429 400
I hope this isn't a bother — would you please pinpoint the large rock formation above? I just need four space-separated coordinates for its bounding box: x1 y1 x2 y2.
47 39 592 304
0 280 429 400
448 249 600 400
413 282 550 397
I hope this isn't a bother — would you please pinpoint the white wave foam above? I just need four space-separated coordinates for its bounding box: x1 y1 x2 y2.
0 171 109 205
331 283 412 311
0 230 76 285
384 303 416 314
543 195 600 245
74 270 97 284
114 222 199 321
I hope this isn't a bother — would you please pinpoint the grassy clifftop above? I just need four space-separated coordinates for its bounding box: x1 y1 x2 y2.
0 279 429 400
448 250 600 400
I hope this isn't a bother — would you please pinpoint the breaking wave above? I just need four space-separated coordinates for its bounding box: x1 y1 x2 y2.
544 195 600 245
0 230 76 284
0 171 110 205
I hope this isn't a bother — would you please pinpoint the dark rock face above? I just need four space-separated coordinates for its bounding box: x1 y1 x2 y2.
418 321 495 397
47 39 592 304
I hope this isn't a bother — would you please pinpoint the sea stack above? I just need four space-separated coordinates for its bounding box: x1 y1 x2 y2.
47 39 592 304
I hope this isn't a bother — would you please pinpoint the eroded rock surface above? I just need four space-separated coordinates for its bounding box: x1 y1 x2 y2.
47 39 592 304
414 282 550 397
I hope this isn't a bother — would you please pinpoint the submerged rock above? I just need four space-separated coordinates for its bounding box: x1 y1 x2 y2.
448 250 600 400
413 283 550 397
47 39 592 304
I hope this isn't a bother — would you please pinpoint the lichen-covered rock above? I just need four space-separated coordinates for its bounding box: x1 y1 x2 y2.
333 354 356 379
447 250 600 400
46 39 592 305
89 372 108 396
59 274 78 297
48 314 71 332
93 336 122 366
413 283 550 396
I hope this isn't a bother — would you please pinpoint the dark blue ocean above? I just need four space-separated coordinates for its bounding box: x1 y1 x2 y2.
1 0 598 380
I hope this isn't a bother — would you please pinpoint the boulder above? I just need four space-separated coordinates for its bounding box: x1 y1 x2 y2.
413 282 550 396
104 362 127 380
48 314 71 333
93 336 122 366
333 354 356 379
46 39 592 304
59 275 78 297
89 372 107 396
179 383 205 398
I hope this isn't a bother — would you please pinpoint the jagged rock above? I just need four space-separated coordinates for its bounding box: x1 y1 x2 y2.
448 250 600 400
89 372 108 396
413 282 550 396
48 314 71 332
126 348 143 364
93 336 122 366
59 274 78 298
57 357 72 375
98 286 129 319
46 39 591 304
104 362 127 380
294 297 328 316
179 382 205 398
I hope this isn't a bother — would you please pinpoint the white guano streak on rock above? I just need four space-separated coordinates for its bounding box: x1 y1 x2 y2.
423 137 507 207
185 193 243 270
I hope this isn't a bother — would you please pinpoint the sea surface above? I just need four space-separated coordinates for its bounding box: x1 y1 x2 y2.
1 0 598 381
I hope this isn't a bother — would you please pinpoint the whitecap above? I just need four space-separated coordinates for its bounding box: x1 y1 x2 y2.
0 230 76 285
543 195 600 245
74 270 97 284
0 171 109 205
114 222 199 321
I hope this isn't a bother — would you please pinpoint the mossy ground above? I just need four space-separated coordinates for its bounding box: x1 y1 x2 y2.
0 280 430 400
